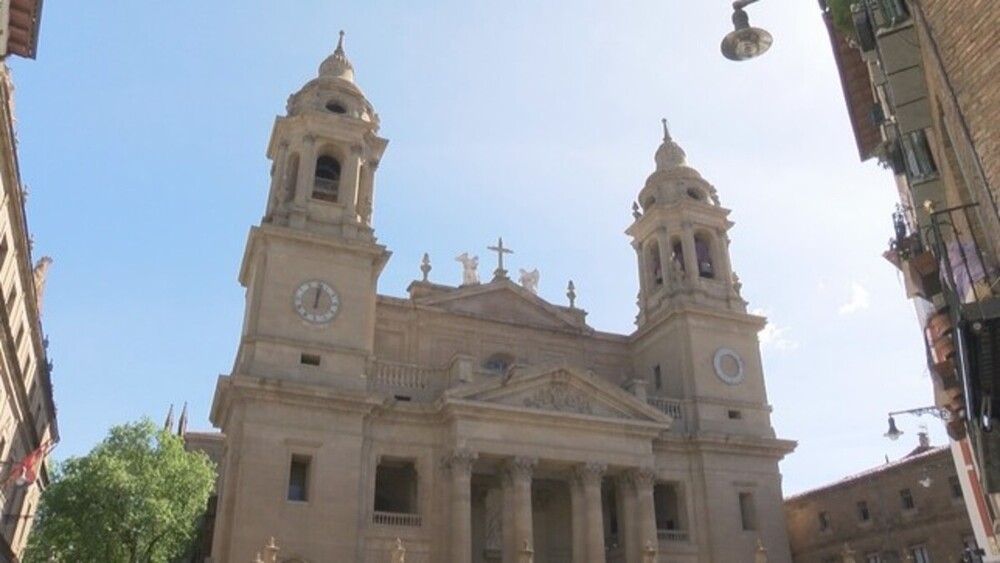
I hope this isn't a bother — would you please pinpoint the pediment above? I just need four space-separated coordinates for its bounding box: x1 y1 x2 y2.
445 364 671 425
413 280 588 332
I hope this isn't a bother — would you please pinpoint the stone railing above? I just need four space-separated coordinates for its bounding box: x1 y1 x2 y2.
647 397 683 421
657 529 689 542
372 510 422 527
368 360 447 400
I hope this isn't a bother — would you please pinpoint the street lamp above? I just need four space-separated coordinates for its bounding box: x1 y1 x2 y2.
883 406 949 441
721 0 773 61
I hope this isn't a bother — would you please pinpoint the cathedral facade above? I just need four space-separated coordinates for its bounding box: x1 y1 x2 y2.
206 36 796 563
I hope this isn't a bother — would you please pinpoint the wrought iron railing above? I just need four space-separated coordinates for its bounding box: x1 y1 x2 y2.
657 528 689 541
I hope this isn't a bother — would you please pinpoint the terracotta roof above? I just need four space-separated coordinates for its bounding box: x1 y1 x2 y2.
785 445 948 501
822 10 882 161
6 0 42 59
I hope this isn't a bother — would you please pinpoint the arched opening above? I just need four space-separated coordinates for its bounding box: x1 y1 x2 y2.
325 100 347 113
694 233 715 279
647 240 662 286
312 155 340 202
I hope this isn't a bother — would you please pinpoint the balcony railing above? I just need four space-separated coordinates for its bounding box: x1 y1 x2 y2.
647 397 683 421
372 511 421 527
657 529 689 542
311 177 339 203
368 359 447 400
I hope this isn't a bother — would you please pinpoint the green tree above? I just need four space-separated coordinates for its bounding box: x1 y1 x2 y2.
23 419 215 563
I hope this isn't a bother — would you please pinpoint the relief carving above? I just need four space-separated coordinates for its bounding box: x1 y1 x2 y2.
572 462 606 487
442 447 477 478
500 456 537 486
522 382 592 415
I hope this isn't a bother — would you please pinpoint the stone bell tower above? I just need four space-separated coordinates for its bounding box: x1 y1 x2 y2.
627 120 783 435
627 122 793 562
229 32 390 390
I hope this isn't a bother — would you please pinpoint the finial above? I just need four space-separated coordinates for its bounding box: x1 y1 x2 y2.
177 402 188 436
336 30 346 53
319 29 355 80
420 253 432 282
632 201 641 219
661 118 671 141
567 280 576 308
164 404 174 432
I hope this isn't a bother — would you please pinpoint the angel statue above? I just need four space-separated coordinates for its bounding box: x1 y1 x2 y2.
519 268 540 295
455 252 480 285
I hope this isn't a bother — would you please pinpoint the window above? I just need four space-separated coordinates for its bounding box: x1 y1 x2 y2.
909 545 930 563
0 237 7 269
694 234 714 279
325 101 347 113
483 353 514 374
287 455 310 501
5 284 16 315
653 365 662 390
818 511 830 531
738 492 756 531
654 483 683 532
899 488 915 510
14 325 23 349
647 241 662 286
671 240 685 276
728 410 743 420
312 155 340 202
901 130 937 181
374 459 419 515
857 500 871 522
877 0 909 25
300 353 321 366
949 475 963 499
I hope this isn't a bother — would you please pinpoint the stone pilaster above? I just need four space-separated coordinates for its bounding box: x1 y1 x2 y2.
573 462 606 563
631 467 658 556
501 457 537 563
443 447 477 563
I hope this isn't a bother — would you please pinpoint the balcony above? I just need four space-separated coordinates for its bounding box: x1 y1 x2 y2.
657 529 690 542
372 511 421 528
367 359 448 401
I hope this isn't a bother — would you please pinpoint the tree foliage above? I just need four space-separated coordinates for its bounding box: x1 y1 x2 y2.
23 419 215 563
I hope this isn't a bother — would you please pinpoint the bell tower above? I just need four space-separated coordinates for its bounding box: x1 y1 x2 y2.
627 121 778 438
231 32 390 390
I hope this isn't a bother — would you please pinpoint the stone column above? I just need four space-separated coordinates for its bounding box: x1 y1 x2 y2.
617 472 639 562
656 231 674 291
501 457 536 563
569 473 587 563
681 222 699 286
573 462 606 563
345 144 363 217
632 467 658 555
268 140 290 213
444 447 478 563
292 134 317 208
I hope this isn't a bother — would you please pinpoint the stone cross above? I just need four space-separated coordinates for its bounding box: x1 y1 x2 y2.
488 237 514 281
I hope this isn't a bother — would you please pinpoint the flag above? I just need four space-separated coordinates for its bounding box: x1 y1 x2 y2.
3 440 55 489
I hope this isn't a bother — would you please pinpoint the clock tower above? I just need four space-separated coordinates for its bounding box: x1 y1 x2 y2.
210 34 390 562
232 31 389 390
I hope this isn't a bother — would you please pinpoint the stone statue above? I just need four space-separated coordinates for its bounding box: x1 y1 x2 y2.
33 256 52 316
518 268 539 294
455 252 480 285
391 538 406 563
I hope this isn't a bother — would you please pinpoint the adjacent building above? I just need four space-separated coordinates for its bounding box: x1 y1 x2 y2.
819 0 1000 558
204 35 796 562
786 434 974 562
0 0 60 560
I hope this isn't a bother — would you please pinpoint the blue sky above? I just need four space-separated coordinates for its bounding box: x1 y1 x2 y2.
10 1 943 495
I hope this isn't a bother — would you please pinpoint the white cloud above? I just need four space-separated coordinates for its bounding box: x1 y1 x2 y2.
838 282 871 315
752 308 799 351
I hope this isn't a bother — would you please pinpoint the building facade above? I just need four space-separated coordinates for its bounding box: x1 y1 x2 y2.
206 36 795 563
820 0 1000 558
0 1 59 560
786 437 974 562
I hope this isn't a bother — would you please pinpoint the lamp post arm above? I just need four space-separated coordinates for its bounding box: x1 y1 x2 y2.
733 0 761 9
888 406 951 420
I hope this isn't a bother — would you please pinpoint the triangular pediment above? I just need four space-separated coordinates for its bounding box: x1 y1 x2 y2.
412 280 588 332
445 364 671 425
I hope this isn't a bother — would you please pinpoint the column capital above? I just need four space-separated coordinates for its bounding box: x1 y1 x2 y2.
442 447 478 477
572 462 606 487
623 467 657 489
500 456 537 486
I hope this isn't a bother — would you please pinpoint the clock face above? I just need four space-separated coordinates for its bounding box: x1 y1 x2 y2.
713 348 745 385
293 280 340 324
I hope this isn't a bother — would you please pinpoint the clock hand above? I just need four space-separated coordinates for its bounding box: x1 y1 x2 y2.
313 287 322 309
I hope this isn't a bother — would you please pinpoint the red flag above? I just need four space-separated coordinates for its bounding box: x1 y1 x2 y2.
4 440 54 488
